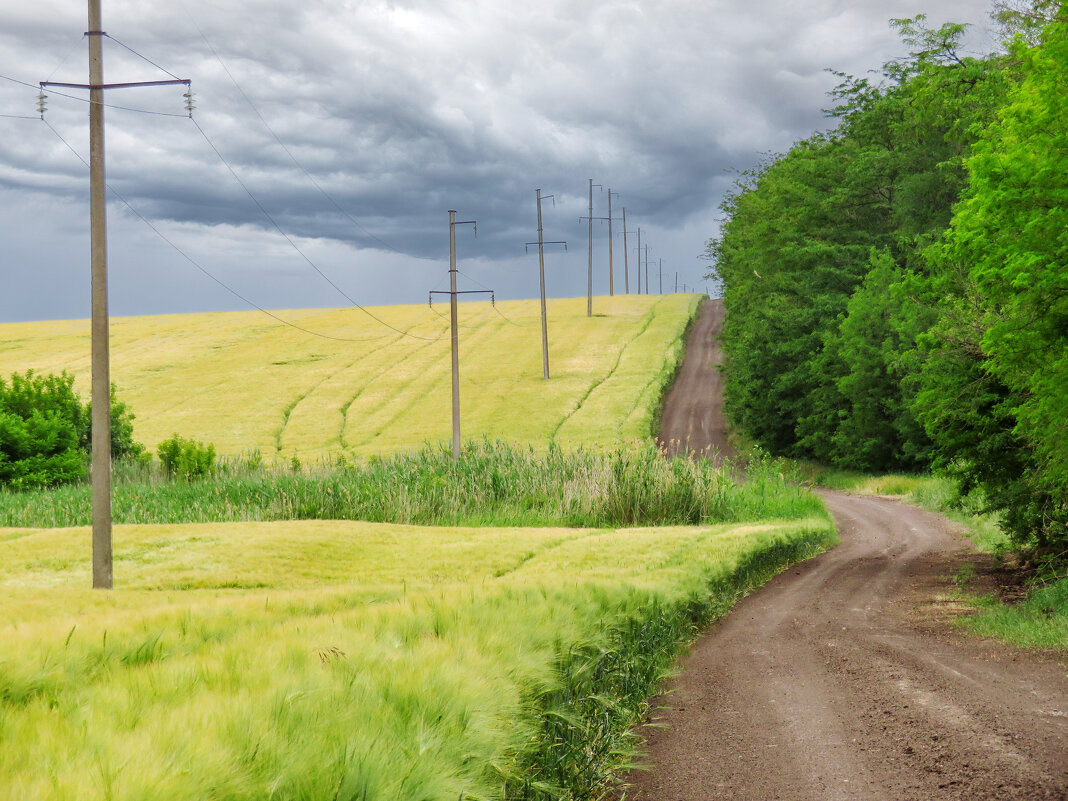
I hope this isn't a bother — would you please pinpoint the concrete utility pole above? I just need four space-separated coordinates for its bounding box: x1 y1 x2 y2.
525 190 566 379
41 1 190 589
441 211 478 460
588 179 593 315
622 208 630 294
636 227 642 294
583 179 604 317
607 190 619 296
88 0 110 590
645 243 650 296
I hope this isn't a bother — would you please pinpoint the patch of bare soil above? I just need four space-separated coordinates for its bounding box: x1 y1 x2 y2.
625 302 1068 800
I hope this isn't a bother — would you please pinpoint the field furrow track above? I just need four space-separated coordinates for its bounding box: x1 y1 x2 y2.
550 297 667 443
627 300 1068 800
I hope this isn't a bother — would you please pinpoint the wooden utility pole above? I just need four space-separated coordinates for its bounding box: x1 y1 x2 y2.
622 208 630 294
526 190 566 379
88 0 111 589
659 258 663 294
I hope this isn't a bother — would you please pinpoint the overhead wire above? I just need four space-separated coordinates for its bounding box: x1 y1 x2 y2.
455 267 531 328
189 117 442 342
2 69 189 118
179 1 433 261
103 34 185 81
41 117 428 344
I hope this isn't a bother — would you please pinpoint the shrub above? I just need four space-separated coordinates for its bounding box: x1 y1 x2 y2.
157 434 216 480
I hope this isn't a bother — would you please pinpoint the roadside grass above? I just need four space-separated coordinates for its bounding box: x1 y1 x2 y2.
0 513 836 801
799 463 1067 650
0 439 822 530
0 295 701 462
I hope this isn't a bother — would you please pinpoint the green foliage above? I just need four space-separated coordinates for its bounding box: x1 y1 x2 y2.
0 371 143 489
0 372 85 489
709 18 1009 472
0 439 824 529
917 13 1068 547
156 434 216 480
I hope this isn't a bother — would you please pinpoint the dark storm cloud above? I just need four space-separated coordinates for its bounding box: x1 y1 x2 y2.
0 0 997 320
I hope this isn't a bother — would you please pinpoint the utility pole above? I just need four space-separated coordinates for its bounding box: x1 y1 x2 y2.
431 211 483 461
675 271 678 293
607 190 619 296
582 179 604 317
525 190 566 379
659 258 663 294
636 227 642 294
88 0 110 591
41 1 190 589
645 243 650 296
622 208 630 294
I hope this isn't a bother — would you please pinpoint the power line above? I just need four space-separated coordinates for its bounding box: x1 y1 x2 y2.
456 268 531 328
178 1 430 261
2 70 190 117
42 118 434 344
103 33 184 81
189 117 443 342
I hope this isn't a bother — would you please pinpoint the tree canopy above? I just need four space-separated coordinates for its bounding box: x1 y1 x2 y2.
708 5 1067 548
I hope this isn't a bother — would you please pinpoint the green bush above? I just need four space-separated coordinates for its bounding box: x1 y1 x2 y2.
157 434 216 480
0 371 143 490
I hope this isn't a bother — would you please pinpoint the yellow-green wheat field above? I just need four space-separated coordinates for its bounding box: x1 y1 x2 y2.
0 294 701 461
0 515 834 800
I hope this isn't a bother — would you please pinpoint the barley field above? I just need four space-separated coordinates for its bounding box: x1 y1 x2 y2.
0 294 700 461
0 513 835 801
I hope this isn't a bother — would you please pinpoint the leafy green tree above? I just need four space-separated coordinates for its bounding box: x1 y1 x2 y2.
920 9 1068 546
709 16 1007 467
0 371 143 490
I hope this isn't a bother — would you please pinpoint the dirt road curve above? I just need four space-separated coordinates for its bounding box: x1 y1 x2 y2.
628 302 1068 800
657 299 733 462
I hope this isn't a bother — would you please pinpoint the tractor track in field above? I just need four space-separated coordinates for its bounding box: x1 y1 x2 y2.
624 299 1068 801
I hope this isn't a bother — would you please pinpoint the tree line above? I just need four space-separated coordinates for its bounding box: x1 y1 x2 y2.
707 3 1066 550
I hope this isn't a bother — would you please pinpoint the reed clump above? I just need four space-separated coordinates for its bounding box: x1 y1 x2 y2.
0 439 821 529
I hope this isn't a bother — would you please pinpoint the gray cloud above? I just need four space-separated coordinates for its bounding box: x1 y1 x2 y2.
0 0 997 321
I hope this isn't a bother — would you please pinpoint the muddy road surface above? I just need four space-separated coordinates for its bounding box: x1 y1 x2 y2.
627 301 1068 800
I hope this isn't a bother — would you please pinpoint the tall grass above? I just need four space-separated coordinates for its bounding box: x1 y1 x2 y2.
0 439 822 529
1 517 836 801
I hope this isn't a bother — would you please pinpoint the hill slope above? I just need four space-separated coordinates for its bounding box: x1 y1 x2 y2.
0 294 700 460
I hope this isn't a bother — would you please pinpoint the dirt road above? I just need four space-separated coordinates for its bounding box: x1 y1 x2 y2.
627 301 1068 800
657 299 733 462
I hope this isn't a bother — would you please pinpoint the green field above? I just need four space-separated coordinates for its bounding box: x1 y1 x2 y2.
0 514 835 800
0 295 700 461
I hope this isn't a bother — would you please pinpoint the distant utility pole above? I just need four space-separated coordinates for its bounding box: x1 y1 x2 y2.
635 227 642 294
581 179 604 317
659 258 663 294
525 189 566 379
607 190 619 295
430 211 484 461
675 271 678 293
645 244 650 296
39 0 190 589
622 208 631 294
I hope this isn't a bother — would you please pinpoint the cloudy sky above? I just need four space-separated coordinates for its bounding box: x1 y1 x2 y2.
0 0 1000 323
